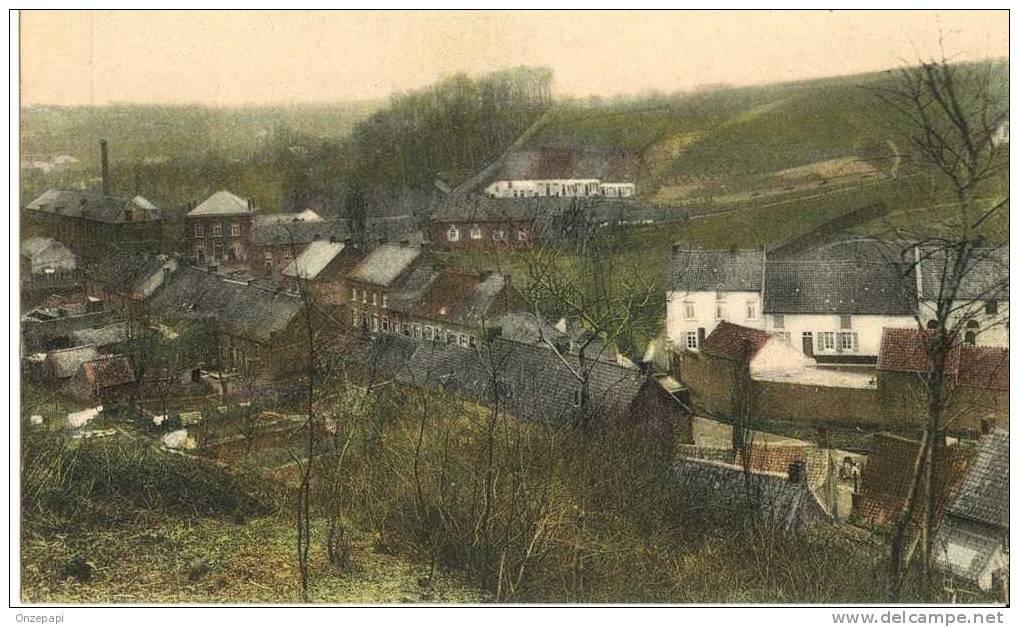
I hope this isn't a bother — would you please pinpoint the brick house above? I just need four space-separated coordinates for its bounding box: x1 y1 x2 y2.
248 220 351 279
70 354 137 402
345 243 426 332
428 198 552 251
183 190 256 265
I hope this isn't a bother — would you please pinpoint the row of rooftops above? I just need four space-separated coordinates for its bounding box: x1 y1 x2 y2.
667 240 1009 315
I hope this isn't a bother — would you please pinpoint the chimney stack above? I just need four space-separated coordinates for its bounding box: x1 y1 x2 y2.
100 139 110 196
788 461 807 486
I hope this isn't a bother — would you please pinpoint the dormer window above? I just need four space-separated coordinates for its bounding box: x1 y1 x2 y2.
470 225 483 240
447 226 460 242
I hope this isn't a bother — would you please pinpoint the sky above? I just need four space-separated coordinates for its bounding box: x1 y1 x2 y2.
20 10 1009 107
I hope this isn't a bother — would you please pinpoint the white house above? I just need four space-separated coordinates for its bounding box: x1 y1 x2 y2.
762 260 916 365
666 248 766 351
484 146 637 199
20 236 77 274
702 320 815 378
916 246 1009 348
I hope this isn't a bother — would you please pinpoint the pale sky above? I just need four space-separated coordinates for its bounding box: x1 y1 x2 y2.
20 10 1009 107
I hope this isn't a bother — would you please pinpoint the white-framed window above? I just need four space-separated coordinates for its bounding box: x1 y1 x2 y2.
458 333 469 348
447 226 460 242
493 229 505 241
231 222 241 237
371 314 379 332
838 332 858 352
684 331 698 349
382 316 389 332
351 287 358 302
382 294 388 308
469 335 477 348
231 242 244 260
413 324 422 339
362 290 367 304
470 225 482 240
194 223 204 238
773 314 785 329
683 302 695 320
212 223 222 237
746 301 757 320
818 331 836 351
283 248 294 259
839 315 852 329
985 300 999 315
424 326 434 341
372 292 378 306
264 251 273 261
352 308 359 325
517 229 529 241
715 298 727 320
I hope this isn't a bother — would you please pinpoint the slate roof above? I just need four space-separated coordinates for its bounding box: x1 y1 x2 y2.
71 322 131 348
948 431 1008 529
934 516 1006 585
46 344 100 378
79 354 136 388
148 266 302 343
667 249 765 292
857 433 972 527
763 261 916 315
254 209 323 226
918 246 1009 302
671 456 830 531
25 189 161 223
407 337 644 424
282 241 345 280
340 333 419 384
390 270 508 327
187 190 254 217
703 321 773 361
493 146 638 182
495 312 613 362
432 196 569 222
877 328 1008 392
21 236 73 261
250 220 350 247
347 244 421 287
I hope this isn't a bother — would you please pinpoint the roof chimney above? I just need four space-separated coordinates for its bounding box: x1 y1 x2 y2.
788 461 807 485
100 139 110 196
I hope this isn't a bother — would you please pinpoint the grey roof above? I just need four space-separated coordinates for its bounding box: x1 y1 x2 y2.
918 245 1009 302
671 457 830 531
347 244 421 287
763 261 916 315
21 236 72 260
667 249 765 292
148 266 302 343
282 240 345 280
496 311 611 361
25 189 161 223
187 190 253 217
407 337 643 424
254 209 322 226
948 431 1008 529
491 146 638 182
432 196 568 222
389 269 510 328
45 344 100 378
251 220 350 247
71 322 131 348
340 333 420 383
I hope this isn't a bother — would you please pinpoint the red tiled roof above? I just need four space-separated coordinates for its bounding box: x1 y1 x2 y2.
80 354 136 389
703 321 772 361
857 433 972 527
734 442 829 488
877 328 1008 392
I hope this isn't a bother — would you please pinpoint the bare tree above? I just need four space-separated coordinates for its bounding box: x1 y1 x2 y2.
871 54 1008 598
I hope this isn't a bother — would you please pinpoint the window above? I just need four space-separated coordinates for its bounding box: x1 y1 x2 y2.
213 241 224 259
684 331 698 349
382 316 390 332
382 294 388 308
469 335 477 348
194 243 204 259
986 300 999 315
283 248 294 259
517 229 529 241
840 315 852 329
965 331 977 346
351 287 358 302
231 242 244 260
402 324 411 337
371 314 379 332
838 332 858 352
470 225 482 240
683 302 695 320
362 290 367 304
818 331 836 351
493 229 505 241
212 223 222 237
447 226 460 242
194 223 204 238
413 324 422 339
352 308 359 325
372 292 378 306
458 334 469 348
264 251 273 261
424 326 434 341
231 223 241 237
572 389 582 407
715 297 727 320
746 301 757 320
773 314 785 329
777 331 790 342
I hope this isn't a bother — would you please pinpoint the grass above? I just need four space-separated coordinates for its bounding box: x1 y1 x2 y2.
21 514 482 603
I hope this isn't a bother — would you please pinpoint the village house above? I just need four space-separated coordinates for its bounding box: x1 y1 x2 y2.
876 327 1009 431
40 344 100 381
248 220 350 279
701 321 815 379
183 190 257 265
934 430 1009 591
22 141 163 256
666 248 766 351
483 145 638 199
916 245 1009 348
345 243 426 333
70 354 137 402
280 239 355 298
21 236 77 275
428 197 550 251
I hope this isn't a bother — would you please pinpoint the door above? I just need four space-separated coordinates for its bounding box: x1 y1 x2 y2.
802 332 814 357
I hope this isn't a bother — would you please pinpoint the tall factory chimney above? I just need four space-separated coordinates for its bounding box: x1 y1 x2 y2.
100 139 110 196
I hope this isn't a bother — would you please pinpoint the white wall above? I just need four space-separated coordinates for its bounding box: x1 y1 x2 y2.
765 313 915 358
750 339 815 377
485 178 620 198
919 299 1009 348
666 289 763 350
599 182 635 198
